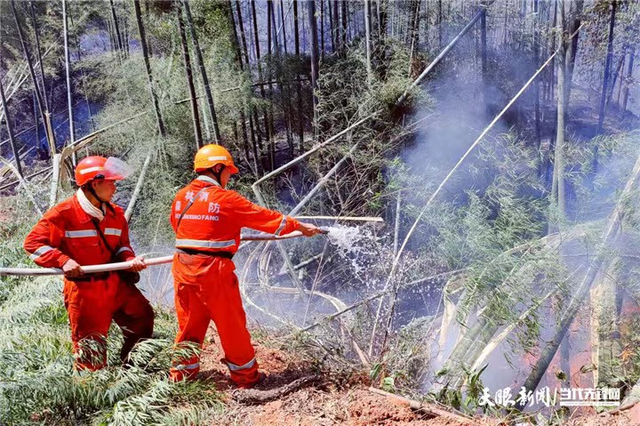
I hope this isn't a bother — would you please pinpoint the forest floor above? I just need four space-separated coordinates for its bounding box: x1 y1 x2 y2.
199 327 640 426
198 327 495 425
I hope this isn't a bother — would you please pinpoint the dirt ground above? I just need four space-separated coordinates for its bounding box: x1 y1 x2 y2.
198 328 638 425
564 406 640 426
199 329 498 426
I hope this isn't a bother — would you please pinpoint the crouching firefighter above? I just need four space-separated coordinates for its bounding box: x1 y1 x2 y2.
23 156 154 370
169 144 322 388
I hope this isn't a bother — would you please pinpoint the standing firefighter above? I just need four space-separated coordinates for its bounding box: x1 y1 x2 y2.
170 144 321 388
23 156 154 370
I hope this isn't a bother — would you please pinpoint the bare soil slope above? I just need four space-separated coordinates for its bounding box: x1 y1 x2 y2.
199 328 496 425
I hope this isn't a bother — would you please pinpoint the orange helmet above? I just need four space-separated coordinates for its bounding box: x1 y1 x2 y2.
193 144 239 174
75 156 132 186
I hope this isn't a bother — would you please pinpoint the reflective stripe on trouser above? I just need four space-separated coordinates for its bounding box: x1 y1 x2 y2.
169 354 201 382
63 273 154 371
170 260 259 387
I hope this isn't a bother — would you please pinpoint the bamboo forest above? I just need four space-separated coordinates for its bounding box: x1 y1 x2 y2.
1 0 640 424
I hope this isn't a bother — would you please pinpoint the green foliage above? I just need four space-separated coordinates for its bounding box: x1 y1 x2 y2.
0 273 222 425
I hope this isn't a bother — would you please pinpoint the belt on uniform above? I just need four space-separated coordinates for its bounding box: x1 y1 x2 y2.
176 248 234 259
66 271 112 282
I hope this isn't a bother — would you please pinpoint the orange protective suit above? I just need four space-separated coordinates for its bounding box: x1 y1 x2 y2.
169 175 300 386
24 194 154 370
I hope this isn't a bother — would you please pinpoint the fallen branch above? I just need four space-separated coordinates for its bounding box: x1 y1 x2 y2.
232 375 321 404
276 253 324 276
0 166 52 191
289 143 360 216
0 157 42 216
296 270 462 334
470 286 560 372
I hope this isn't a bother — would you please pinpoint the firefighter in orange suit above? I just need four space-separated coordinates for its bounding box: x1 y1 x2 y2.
24 156 154 371
169 144 321 387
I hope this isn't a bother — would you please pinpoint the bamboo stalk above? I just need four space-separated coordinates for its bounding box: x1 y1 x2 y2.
396 4 490 106
369 44 565 358
124 148 153 221
252 114 374 187
289 143 360 216
517 144 640 405
48 153 61 208
0 157 42 216
469 287 559 372
0 166 52 191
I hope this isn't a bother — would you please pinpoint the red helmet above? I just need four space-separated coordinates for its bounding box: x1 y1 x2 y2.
75 156 132 186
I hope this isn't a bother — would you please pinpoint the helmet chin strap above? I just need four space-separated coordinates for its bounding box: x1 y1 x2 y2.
84 181 114 213
210 165 226 185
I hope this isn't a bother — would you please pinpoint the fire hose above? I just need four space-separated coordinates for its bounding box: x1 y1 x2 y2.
0 229 328 277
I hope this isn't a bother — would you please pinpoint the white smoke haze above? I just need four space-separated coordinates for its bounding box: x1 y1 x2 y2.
122 5 640 413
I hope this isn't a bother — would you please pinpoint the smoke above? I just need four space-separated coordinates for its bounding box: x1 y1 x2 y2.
395 16 640 400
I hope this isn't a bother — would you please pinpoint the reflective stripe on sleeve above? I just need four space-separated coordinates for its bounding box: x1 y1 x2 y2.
64 230 98 238
29 245 54 260
104 228 122 236
175 238 236 249
274 215 287 236
116 247 134 256
226 358 256 371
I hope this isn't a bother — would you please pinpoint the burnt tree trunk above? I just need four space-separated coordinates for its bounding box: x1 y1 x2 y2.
267 0 276 170
228 0 252 168
293 0 305 152
622 48 635 113
184 0 221 143
62 0 76 165
334 0 341 53
110 0 124 59
341 0 347 54
133 0 167 136
597 0 616 136
11 0 56 156
279 0 288 55
563 0 583 107
30 1 49 113
276 0 295 156
365 0 372 86
533 0 541 148
0 79 23 177
320 0 325 59
607 51 625 108
177 9 203 148
252 0 271 154
328 0 335 53
234 0 261 172
308 0 319 115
